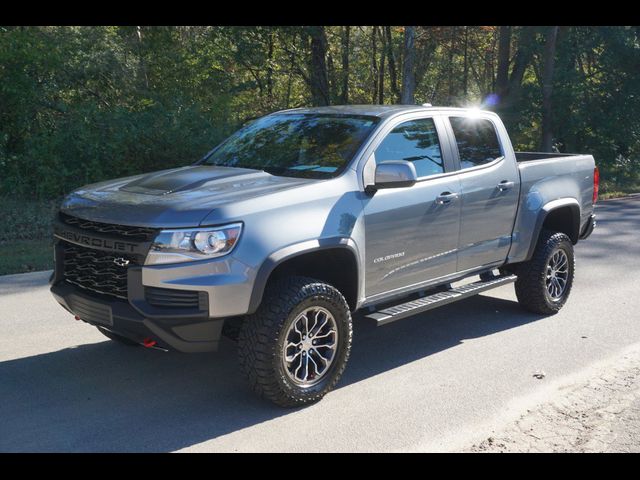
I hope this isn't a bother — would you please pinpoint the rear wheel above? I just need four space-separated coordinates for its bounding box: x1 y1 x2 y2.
514 230 575 315
238 276 353 407
96 326 140 346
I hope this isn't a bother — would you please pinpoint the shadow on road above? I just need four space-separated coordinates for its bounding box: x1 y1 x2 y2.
0 293 544 452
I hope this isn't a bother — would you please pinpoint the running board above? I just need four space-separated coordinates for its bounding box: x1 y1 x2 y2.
365 274 518 326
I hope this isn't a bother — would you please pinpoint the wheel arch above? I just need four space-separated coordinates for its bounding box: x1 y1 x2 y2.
525 198 581 261
248 239 361 313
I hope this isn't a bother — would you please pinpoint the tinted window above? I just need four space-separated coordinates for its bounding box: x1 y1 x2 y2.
204 114 379 179
449 117 502 169
374 118 444 177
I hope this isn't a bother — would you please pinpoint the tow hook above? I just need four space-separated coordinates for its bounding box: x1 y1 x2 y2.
142 338 169 352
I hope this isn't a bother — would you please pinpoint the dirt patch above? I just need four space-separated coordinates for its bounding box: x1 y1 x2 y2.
467 347 640 452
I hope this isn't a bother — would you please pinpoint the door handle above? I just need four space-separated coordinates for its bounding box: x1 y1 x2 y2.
435 192 459 205
497 180 515 191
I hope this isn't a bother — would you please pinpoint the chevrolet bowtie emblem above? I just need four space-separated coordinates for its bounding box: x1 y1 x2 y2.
113 257 130 267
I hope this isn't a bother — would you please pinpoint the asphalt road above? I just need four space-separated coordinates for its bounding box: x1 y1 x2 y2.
1 197 639 452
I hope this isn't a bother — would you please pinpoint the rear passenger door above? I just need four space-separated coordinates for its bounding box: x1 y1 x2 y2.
446 115 519 272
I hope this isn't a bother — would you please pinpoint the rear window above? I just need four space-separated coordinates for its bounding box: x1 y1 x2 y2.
449 117 502 169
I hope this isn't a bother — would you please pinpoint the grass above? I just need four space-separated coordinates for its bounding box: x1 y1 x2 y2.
599 189 640 200
599 179 640 200
0 198 60 276
0 239 54 275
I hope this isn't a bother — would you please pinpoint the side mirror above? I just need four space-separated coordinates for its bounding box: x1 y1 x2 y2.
373 161 418 189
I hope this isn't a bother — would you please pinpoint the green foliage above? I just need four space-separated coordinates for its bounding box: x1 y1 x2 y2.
0 198 58 274
1 25 639 201
0 26 243 199
0 240 53 274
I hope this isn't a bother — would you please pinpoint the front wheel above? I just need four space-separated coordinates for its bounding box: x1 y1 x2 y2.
514 230 575 315
238 276 353 407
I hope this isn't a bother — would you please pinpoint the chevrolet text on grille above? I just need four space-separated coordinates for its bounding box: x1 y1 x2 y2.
55 229 138 253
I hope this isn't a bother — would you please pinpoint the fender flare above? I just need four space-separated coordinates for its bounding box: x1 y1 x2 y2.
525 198 581 261
247 237 361 314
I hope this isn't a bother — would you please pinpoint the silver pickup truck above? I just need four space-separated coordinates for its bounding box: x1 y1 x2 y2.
50 105 598 406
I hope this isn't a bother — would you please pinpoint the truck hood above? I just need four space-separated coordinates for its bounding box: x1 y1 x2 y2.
60 165 316 227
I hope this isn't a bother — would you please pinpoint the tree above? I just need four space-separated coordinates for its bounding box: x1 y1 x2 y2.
307 26 330 106
541 26 559 151
400 26 416 104
370 26 378 103
377 27 386 104
340 26 350 104
509 26 536 94
495 25 511 98
385 26 400 102
1 25 639 200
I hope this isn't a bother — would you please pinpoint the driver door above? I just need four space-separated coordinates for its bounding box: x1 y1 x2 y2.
363 116 461 299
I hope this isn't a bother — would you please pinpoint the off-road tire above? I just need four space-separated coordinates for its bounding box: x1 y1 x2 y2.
97 326 140 346
514 230 575 315
238 276 353 407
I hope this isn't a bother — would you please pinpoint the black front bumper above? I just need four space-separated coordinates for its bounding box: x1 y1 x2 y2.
50 241 224 352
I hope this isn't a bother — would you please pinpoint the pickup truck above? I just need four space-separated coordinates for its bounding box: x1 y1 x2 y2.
50 105 598 407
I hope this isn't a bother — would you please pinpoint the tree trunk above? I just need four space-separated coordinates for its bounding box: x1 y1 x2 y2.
340 26 350 104
495 25 511 98
400 26 416 105
507 26 535 100
371 26 378 104
327 52 337 103
136 26 150 90
414 28 437 94
284 30 298 108
541 26 559 151
447 26 456 102
308 26 330 106
385 26 400 103
378 27 386 104
462 26 469 98
266 31 274 101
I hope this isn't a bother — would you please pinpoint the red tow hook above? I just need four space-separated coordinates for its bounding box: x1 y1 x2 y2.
74 315 81 321
141 338 168 352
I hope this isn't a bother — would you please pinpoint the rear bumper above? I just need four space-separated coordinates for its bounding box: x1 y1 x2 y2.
579 213 596 240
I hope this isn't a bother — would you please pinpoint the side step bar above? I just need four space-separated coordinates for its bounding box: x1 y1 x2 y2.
365 274 517 326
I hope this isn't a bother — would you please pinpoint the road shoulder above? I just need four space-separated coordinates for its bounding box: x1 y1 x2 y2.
465 343 640 452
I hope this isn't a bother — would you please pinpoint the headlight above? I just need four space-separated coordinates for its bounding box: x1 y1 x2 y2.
145 223 242 265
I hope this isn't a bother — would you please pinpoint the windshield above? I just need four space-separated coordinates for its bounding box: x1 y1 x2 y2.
203 113 380 179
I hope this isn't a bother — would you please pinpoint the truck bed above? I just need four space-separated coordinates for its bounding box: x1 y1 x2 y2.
507 152 596 264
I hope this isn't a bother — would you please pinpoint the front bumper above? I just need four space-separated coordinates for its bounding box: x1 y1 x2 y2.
51 280 224 352
50 238 255 352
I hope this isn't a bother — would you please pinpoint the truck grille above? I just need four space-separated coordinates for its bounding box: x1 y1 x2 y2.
63 243 137 299
59 212 157 242
57 213 158 300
